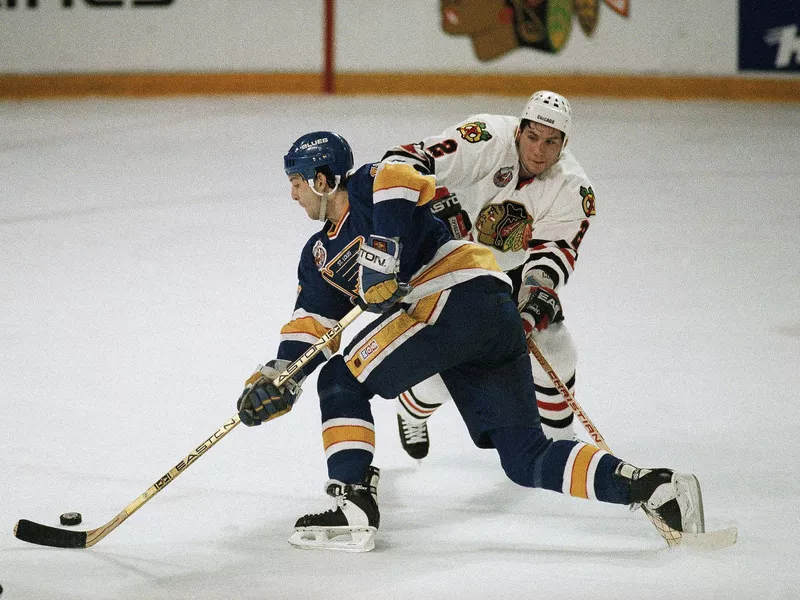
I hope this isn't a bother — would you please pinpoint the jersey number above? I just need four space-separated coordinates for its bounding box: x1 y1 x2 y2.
427 139 458 158
572 220 590 250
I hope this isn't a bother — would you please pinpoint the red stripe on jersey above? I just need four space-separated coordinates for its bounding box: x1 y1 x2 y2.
557 246 576 268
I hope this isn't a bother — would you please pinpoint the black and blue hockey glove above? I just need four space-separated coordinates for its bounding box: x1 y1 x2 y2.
236 359 305 427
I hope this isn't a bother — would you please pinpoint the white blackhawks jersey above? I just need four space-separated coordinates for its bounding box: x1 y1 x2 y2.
383 113 596 292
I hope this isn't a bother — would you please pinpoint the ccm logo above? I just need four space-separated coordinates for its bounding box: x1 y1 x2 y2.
359 340 379 361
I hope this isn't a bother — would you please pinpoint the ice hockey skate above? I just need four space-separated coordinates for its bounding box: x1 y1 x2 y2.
289 466 380 552
397 414 429 460
617 465 737 549
623 467 704 532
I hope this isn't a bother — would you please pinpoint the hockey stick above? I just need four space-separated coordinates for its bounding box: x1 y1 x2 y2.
525 333 737 550
525 335 611 452
14 304 365 549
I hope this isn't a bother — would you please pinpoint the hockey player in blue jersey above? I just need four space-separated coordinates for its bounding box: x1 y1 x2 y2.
235 131 705 552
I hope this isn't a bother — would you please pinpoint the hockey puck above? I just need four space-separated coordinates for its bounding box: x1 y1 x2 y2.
60 512 82 526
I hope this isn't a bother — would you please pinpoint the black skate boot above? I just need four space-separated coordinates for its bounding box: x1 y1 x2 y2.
615 464 705 537
397 414 429 460
289 466 380 552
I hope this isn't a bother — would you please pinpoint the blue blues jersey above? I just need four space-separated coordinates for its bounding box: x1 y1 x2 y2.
277 162 629 514
276 161 508 375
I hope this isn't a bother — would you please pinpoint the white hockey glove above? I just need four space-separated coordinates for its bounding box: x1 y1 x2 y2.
357 235 411 313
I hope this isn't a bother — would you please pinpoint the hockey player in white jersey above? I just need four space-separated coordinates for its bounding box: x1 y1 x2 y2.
384 91 594 459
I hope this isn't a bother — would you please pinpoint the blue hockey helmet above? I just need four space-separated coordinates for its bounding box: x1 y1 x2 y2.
283 131 354 182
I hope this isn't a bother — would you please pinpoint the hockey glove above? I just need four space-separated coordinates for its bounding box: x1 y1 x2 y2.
518 284 564 334
236 359 305 427
429 187 472 240
357 235 411 313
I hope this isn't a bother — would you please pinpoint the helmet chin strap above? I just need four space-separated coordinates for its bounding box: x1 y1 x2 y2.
317 192 329 222
307 174 342 222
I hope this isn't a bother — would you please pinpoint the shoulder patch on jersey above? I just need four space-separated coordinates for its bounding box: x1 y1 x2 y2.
312 240 327 270
370 163 379 177
580 186 596 217
458 121 493 143
475 201 532 253
493 167 514 187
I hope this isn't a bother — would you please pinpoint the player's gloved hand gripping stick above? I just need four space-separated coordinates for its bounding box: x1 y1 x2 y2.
13 304 364 549
237 359 306 427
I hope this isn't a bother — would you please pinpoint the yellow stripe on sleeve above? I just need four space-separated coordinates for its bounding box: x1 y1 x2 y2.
280 316 329 338
280 316 342 353
373 162 436 206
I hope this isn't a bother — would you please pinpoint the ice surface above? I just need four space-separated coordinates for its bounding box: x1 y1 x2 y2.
1 95 798 600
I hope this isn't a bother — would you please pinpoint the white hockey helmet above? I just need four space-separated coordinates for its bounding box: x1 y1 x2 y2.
520 90 572 148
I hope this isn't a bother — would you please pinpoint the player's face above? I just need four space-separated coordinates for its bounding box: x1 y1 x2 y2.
516 121 564 177
288 174 322 219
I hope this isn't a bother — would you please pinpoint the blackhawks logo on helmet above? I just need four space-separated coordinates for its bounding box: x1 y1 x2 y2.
580 186 596 217
458 121 492 143
474 201 532 253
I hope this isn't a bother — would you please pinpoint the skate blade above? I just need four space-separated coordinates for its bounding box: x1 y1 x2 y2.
675 526 738 550
644 511 738 550
288 526 377 553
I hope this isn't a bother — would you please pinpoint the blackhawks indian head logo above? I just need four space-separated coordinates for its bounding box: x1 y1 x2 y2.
440 0 630 61
475 201 532 252
458 121 493 143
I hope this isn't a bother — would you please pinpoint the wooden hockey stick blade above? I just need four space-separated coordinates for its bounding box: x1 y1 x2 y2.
676 527 738 550
13 305 364 549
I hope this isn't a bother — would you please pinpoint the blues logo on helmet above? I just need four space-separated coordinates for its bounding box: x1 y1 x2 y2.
284 131 354 182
